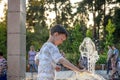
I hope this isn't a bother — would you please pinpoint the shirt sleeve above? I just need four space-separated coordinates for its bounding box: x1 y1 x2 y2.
35 53 39 61
49 46 63 63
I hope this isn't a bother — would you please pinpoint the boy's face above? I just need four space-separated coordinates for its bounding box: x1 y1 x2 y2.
53 32 67 45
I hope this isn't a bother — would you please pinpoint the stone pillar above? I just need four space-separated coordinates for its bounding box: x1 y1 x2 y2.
7 0 26 80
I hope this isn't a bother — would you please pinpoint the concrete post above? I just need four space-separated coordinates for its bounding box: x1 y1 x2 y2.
7 0 26 80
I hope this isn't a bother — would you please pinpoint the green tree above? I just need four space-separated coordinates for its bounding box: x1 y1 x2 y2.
105 19 115 51
86 28 93 38
0 22 7 57
26 0 120 65
26 0 48 51
76 0 120 52
0 2 7 58
113 8 120 43
53 0 74 27
59 24 85 65
43 0 77 28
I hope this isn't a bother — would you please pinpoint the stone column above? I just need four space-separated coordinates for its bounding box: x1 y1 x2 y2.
7 0 26 80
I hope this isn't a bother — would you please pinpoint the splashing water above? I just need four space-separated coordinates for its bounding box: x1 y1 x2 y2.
74 72 106 80
76 37 105 80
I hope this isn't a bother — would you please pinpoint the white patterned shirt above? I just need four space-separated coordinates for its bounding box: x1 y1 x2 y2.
37 42 63 80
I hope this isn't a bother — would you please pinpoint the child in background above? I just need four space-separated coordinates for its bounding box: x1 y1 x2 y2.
28 45 38 72
0 51 7 80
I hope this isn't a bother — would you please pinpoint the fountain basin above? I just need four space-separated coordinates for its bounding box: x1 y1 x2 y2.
76 72 106 80
55 71 106 80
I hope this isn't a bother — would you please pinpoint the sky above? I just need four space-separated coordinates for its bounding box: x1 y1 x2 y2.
0 0 103 28
0 0 82 20
0 0 119 29
0 0 7 20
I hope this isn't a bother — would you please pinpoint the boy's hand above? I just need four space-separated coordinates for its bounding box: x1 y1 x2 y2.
55 65 61 71
84 70 91 74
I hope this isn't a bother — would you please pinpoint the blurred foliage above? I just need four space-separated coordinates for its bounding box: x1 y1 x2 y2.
113 8 120 43
0 22 7 58
106 19 115 34
59 24 85 65
96 53 107 64
26 0 49 52
26 26 49 52
104 19 116 52
86 29 93 38
0 2 7 58
0 0 120 65
25 0 120 65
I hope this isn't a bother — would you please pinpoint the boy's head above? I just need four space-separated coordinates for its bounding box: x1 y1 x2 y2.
50 24 68 37
50 24 68 45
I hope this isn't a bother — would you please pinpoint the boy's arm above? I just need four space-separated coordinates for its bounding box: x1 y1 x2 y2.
59 57 85 72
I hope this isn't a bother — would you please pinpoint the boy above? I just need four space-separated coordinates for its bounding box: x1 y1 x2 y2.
36 24 89 80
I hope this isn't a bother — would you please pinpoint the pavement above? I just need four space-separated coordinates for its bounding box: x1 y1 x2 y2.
25 70 110 80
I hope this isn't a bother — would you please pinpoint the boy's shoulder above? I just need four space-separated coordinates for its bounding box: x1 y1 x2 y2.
44 42 55 47
42 42 57 51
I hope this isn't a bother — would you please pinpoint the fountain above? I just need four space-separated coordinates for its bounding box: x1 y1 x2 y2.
79 37 99 73
56 37 106 80
75 37 106 80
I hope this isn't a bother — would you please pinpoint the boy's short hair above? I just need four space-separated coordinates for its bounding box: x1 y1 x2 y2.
50 24 68 37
